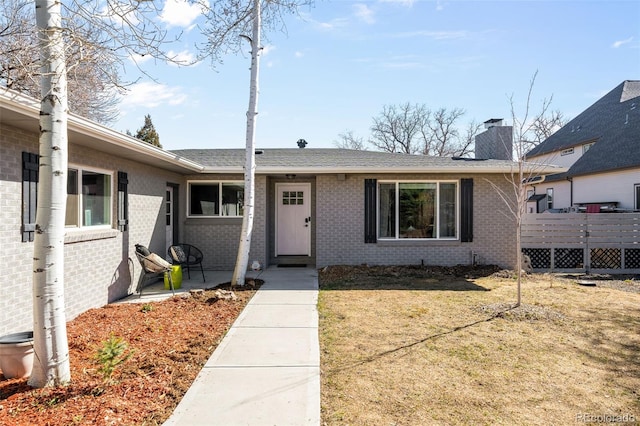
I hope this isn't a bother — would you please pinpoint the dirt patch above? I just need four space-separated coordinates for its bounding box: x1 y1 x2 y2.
0 280 261 426
477 302 566 322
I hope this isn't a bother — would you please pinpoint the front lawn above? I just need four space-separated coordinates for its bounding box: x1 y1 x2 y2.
318 266 640 425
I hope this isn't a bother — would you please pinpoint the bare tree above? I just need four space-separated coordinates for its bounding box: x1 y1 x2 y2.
197 0 312 286
369 102 427 154
457 119 483 158
422 107 464 156
487 71 558 307
368 103 482 157
0 0 123 124
30 0 72 388
29 0 176 388
531 109 566 144
334 130 365 150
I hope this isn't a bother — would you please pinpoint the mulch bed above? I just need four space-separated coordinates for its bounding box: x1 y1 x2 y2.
0 281 261 426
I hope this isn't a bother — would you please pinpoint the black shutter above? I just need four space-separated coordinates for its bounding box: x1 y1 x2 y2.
460 178 473 242
22 152 39 242
364 179 377 243
117 171 129 232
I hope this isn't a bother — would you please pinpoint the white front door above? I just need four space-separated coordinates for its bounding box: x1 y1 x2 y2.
276 183 311 256
165 186 173 254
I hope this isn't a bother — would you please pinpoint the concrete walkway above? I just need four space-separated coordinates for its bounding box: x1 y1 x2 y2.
158 267 321 426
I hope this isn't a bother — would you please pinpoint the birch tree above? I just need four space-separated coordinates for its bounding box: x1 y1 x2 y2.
27 0 174 388
197 0 311 285
231 0 261 286
30 0 71 387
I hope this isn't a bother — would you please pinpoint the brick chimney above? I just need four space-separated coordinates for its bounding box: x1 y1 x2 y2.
475 119 513 160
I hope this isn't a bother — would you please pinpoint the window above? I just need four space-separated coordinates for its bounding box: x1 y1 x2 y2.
188 181 244 217
66 167 113 228
546 188 554 210
117 172 128 231
635 184 640 210
21 152 39 242
378 181 457 240
22 154 113 239
583 143 594 153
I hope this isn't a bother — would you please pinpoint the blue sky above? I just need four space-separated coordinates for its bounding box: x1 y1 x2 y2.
113 0 640 151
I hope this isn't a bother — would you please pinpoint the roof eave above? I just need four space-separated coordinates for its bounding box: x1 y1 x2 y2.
202 165 567 175
0 88 204 174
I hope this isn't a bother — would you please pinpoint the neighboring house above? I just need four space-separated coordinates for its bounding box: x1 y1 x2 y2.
525 80 640 213
1 88 561 337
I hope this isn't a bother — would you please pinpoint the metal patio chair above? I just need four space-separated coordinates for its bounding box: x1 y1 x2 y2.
168 243 206 283
135 244 175 296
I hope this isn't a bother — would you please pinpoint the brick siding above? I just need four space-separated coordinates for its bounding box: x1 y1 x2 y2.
0 123 182 336
316 173 517 268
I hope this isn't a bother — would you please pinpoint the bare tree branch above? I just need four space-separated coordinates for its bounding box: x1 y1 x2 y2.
367 103 482 157
334 129 366 150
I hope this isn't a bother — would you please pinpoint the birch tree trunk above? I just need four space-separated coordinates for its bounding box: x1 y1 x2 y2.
29 0 71 388
232 0 261 286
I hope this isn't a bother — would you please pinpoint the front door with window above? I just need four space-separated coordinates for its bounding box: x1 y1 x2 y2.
276 183 311 256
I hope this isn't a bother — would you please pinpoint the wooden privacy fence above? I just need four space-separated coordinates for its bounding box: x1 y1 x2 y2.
522 213 640 274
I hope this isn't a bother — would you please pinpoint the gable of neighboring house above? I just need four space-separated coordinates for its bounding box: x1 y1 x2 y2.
525 80 640 211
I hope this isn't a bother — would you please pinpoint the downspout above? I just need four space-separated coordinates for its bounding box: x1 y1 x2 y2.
566 176 573 208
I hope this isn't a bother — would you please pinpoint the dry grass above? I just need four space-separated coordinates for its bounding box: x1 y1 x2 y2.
318 266 640 426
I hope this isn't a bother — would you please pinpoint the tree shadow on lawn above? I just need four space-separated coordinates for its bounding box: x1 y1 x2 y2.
325 309 508 374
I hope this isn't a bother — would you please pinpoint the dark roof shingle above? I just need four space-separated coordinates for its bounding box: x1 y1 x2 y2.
170 148 525 174
526 80 640 177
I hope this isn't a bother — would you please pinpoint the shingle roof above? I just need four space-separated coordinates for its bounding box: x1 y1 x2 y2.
526 80 640 177
170 148 531 174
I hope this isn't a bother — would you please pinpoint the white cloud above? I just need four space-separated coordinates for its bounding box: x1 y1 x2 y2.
394 30 469 40
121 82 188 109
612 37 633 48
295 51 304 58
262 44 276 56
315 17 350 31
379 0 415 6
297 11 349 32
167 50 196 66
160 0 207 28
129 53 153 65
101 3 140 27
353 4 375 24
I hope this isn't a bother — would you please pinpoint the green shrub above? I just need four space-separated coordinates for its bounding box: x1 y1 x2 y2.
94 334 134 383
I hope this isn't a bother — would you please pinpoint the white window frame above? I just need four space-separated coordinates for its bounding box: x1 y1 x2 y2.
187 180 244 218
66 164 114 230
635 184 640 211
377 180 459 241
